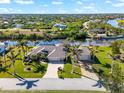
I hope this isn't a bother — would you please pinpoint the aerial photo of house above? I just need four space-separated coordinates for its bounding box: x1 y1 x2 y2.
0 0 124 93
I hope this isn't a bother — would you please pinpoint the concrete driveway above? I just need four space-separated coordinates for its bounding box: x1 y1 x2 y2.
43 61 64 78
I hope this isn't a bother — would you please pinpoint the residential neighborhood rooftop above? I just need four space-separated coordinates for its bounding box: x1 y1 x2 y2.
29 45 66 61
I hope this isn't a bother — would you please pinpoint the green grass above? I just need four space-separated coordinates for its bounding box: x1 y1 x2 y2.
95 47 112 65
58 57 81 78
117 19 124 23
0 90 108 93
0 47 48 78
94 46 124 72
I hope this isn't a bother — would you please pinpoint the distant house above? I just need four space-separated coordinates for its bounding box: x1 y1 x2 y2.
0 45 6 54
3 21 9 24
90 28 106 34
53 23 67 30
14 24 24 29
78 47 91 61
29 45 66 62
27 22 35 24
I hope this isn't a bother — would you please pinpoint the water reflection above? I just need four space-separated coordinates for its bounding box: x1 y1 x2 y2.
0 38 124 48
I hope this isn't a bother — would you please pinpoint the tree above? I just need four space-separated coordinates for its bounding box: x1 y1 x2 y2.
7 50 20 75
67 45 81 73
104 63 124 93
89 46 99 61
18 40 28 58
111 40 123 54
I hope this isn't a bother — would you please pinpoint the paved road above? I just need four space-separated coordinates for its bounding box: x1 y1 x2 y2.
43 61 64 78
0 78 106 91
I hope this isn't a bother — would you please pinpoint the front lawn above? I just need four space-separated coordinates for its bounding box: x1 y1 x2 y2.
58 57 81 78
0 47 48 78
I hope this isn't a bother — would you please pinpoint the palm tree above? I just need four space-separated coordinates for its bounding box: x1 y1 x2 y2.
0 57 3 68
104 63 124 93
107 52 117 74
67 45 81 73
7 50 20 75
89 46 99 61
18 40 28 58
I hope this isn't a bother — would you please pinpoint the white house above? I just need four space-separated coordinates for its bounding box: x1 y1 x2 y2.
53 23 67 30
0 45 6 54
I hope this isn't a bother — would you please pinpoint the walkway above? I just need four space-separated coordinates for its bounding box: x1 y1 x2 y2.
80 62 99 80
43 61 64 78
0 78 106 91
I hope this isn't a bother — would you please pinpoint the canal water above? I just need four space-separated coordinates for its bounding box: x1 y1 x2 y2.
0 38 124 47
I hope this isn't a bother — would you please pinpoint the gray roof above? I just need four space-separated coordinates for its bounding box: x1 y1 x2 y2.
79 47 91 55
47 45 66 59
30 45 66 59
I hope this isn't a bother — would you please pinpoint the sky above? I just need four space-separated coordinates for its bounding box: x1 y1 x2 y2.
0 0 124 14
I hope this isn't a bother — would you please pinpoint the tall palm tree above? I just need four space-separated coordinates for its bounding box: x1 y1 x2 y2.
89 46 99 61
107 53 117 74
0 57 3 68
18 40 28 58
7 50 20 75
2 50 7 66
67 45 81 73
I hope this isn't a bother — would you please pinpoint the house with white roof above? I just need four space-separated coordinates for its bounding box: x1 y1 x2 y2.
0 43 6 54
53 23 67 30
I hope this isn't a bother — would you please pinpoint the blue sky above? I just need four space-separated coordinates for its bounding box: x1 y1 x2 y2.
0 0 124 14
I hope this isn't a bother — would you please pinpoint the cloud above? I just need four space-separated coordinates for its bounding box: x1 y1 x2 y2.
75 3 99 13
105 0 112 3
77 1 83 5
112 3 124 7
83 6 94 9
119 0 124 2
0 8 22 13
0 0 10 4
0 8 10 13
52 1 63 5
106 0 124 7
75 8 82 13
14 0 34 4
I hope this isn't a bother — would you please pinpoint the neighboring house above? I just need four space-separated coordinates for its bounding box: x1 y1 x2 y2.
90 28 106 34
3 21 9 24
53 23 67 30
0 45 6 54
29 45 66 62
14 24 24 29
78 47 91 61
27 22 36 24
